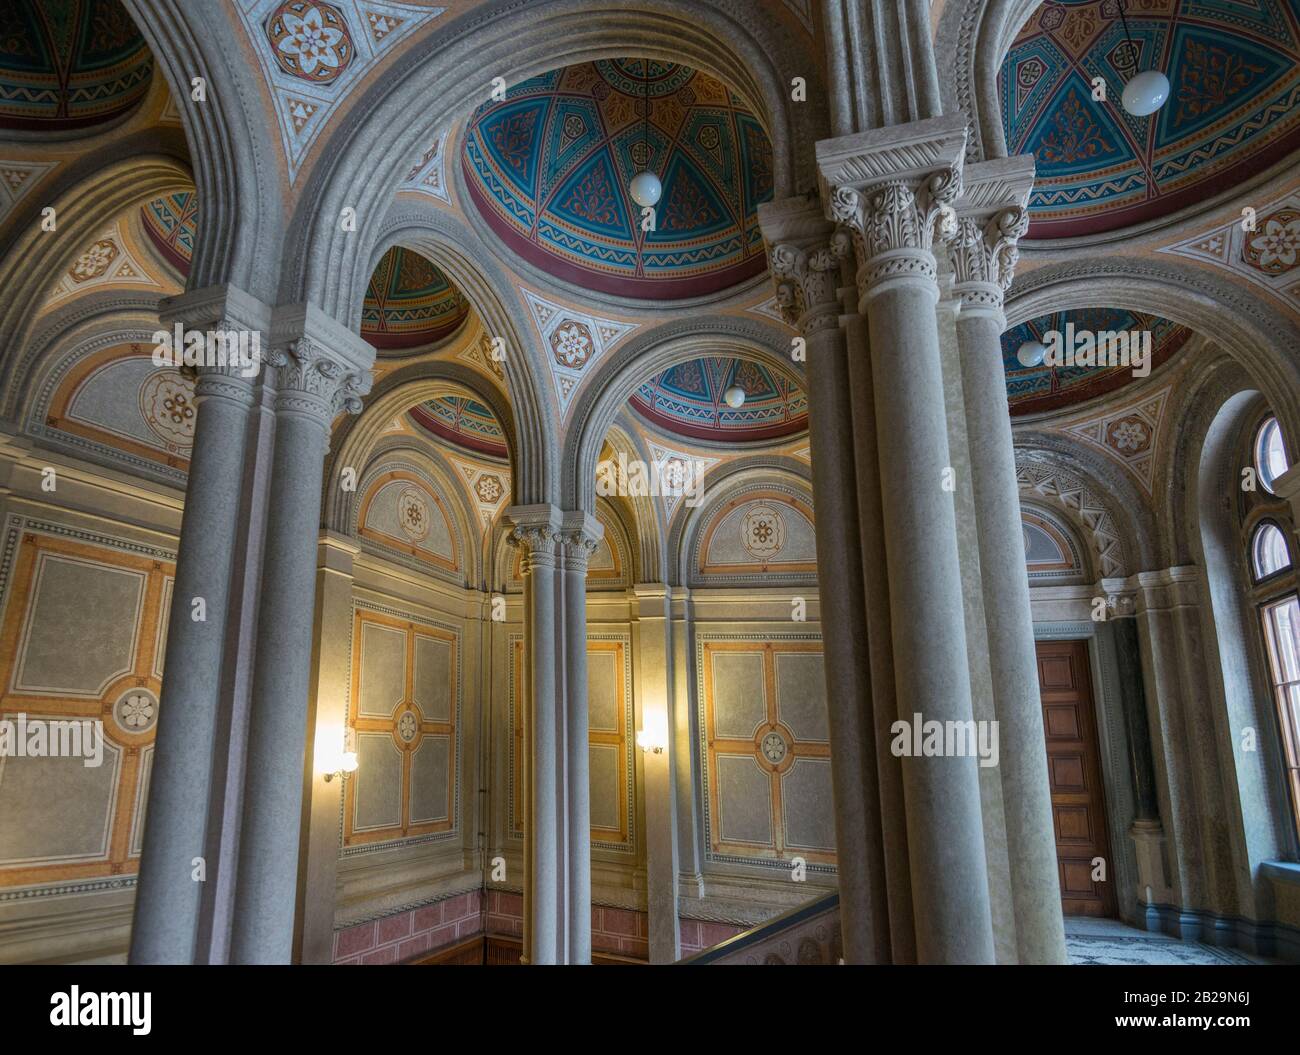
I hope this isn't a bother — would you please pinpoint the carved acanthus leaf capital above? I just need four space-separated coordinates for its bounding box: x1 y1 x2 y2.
769 229 850 330
267 336 371 418
948 206 1028 305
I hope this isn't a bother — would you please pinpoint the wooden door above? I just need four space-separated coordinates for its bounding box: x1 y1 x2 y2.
1035 640 1117 917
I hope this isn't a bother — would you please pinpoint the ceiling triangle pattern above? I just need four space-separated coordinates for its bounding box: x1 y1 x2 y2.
45 221 164 305
440 449 510 533
746 295 792 327
648 440 719 524
400 130 450 204
0 158 57 225
235 0 443 183
1016 461 1126 577
520 287 638 417
1159 190 1300 314
1058 386 1171 494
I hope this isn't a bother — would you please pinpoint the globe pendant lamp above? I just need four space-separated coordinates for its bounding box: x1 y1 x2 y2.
628 59 662 207
1017 339 1047 368
1116 0 1169 116
724 384 746 408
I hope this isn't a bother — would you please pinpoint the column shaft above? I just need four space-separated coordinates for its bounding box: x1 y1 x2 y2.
229 407 330 963
131 368 255 964
228 330 370 964
866 278 995 962
958 308 1066 964
560 520 596 965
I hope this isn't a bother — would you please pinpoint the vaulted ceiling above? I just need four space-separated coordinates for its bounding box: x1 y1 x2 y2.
630 356 807 442
1001 306 1190 414
362 246 469 351
409 395 508 459
461 59 774 299
1000 0 1300 237
0 0 153 131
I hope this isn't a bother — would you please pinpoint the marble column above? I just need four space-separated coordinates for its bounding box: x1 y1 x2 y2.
820 115 996 963
505 504 563 965
229 310 371 964
131 286 269 965
763 199 890 963
560 511 601 964
949 159 1067 965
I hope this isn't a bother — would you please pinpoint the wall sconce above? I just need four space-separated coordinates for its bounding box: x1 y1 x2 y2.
324 730 359 783
636 711 669 755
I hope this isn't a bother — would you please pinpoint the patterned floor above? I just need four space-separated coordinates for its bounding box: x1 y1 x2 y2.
1065 918 1265 965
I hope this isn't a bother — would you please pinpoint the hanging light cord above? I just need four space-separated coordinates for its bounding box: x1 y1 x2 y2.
642 59 649 166
1117 0 1138 73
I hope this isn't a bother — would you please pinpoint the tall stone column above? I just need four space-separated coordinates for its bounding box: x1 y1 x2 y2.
820 115 996 963
229 310 371 964
131 286 269 965
948 158 1066 964
559 511 601 964
505 505 563 964
763 199 890 963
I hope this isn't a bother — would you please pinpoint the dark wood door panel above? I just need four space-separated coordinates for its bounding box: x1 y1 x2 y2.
1035 639 1117 918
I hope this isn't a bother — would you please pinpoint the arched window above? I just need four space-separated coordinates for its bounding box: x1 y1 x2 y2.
1255 415 1289 494
1251 521 1291 581
1244 414 1300 847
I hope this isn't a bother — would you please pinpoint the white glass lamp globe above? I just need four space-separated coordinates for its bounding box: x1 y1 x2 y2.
723 385 746 409
1017 339 1047 368
629 170 662 207
1122 70 1170 117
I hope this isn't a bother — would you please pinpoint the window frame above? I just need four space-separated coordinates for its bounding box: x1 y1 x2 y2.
1249 517 1293 585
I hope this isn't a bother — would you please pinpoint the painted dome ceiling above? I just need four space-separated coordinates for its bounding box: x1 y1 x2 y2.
362 247 470 350
1001 307 1191 415
461 59 774 299
409 395 507 458
1000 0 1300 237
140 192 198 274
0 0 153 130
631 356 807 442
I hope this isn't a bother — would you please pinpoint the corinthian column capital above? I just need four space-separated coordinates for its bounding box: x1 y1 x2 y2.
505 504 563 574
758 196 850 335
948 156 1036 321
557 510 603 574
268 303 375 424
815 114 968 302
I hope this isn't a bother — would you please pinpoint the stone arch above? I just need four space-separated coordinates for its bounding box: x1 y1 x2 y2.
0 146 190 397
358 206 556 507
123 0 286 299
1007 258 1300 469
564 314 804 514
935 0 1038 162
276 0 822 321
603 415 667 584
325 362 516 545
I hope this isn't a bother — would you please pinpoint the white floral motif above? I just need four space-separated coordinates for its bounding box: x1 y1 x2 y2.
551 321 594 369
398 712 417 741
275 5 346 76
1249 217 1300 270
1109 419 1149 453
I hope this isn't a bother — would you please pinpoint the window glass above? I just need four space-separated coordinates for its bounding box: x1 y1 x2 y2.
1255 416 1289 494
1252 521 1291 580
